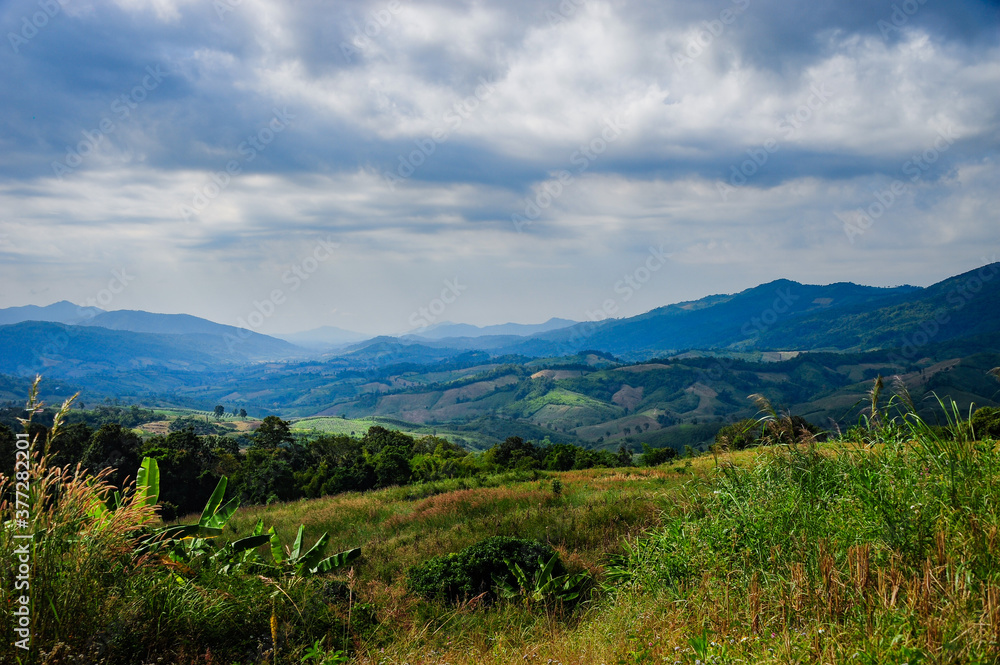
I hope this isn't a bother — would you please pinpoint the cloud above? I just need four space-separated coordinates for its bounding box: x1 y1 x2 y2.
0 0 998 332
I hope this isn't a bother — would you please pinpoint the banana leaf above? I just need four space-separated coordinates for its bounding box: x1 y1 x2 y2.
136 457 160 508
268 526 284 564
307 547 361 575
198 477 239 529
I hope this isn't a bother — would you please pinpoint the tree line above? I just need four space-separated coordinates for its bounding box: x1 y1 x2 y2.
0 411 650 519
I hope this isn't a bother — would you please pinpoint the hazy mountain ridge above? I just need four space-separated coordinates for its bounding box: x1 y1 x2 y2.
409 318 578 339
1 264 999 450
0 300 104 326
273 325 370 348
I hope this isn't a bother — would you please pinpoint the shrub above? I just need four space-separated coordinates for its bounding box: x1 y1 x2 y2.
972 406 1000 439
406 536 564 604
713 418 761 450
641 443 677 466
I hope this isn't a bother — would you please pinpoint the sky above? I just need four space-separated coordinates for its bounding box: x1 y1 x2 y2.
1 0 998 336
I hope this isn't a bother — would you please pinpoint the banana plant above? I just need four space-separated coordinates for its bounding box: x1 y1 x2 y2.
134 458 243 559
213 518 271 573
85 456 159 529
265 524 361 577
497 552 590 605
137 455 160 507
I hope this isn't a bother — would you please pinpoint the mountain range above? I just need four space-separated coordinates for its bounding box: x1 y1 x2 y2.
1 263 998 451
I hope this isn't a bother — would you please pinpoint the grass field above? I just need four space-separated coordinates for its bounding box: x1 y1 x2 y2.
6 381 1000 664
290 415 403 437
290 415 499 450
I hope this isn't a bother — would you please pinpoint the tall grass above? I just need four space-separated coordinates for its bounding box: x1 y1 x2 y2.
4 375 1000 663
0 381 358 664
606 379 1000 663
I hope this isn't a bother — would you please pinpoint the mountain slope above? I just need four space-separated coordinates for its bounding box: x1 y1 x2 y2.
411 318 578 339
0 301 104 325
0 320 302 380
499 280 920 359
274 326 370 348
755 263 1000 352
78 310 303 359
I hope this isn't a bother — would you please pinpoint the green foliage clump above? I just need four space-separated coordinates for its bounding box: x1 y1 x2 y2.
610 391 1000 661
407 536 565 604
971 405 1000 439
713 417 762 450
168 415 228 435
640 442 677 466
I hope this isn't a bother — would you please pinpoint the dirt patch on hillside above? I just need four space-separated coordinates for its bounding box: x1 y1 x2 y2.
438 375 520 406
138 420 170 435
616 363 671 373
612 385 644 410
531 369 585 380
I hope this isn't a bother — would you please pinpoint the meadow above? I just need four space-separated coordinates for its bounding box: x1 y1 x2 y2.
2 376 1000 664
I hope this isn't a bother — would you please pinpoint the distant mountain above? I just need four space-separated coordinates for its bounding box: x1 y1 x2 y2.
409 318 577 339
319 266 1000 364
80 310 233 335
0 300 104 326
337 337 471 366
274 326 370 349
0 321 221 377
76 309 304 359
0 319 304 381
498 280 922 359
755 263 1000 352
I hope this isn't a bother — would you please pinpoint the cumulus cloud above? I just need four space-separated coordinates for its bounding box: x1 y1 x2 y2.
0 0 998 333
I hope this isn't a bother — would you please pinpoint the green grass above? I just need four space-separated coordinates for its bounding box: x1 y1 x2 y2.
289 416 498 450
290 415 392 436
6 377 1000 664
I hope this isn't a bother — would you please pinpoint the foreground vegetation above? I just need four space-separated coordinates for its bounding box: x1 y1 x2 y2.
3 373 1000 663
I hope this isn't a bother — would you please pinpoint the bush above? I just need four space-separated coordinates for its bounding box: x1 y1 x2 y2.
406 536 564 604
714 418 761 450
641 443 677 466
168 416 228 436
972 406 1000 439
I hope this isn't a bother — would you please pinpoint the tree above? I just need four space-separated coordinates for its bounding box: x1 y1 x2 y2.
489 436 540 468
234 446 296 505
373 447 412 487
239 408 247 419
714 418 761 451
213 405 225 420
81 423 143 490
641 443 677 466
252 415 293 449
362 426 414 455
